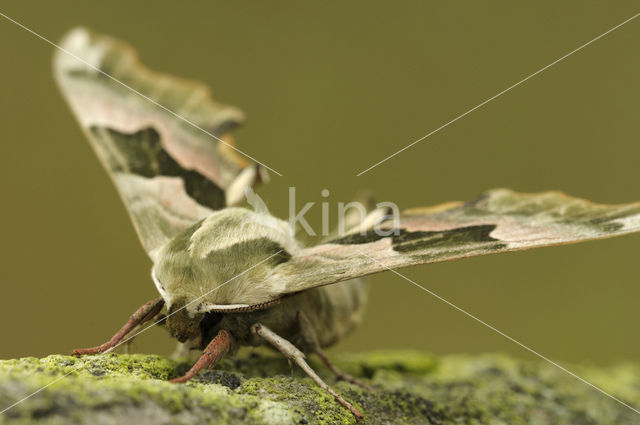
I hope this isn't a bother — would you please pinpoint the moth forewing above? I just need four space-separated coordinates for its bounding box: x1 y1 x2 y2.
54 27 260 258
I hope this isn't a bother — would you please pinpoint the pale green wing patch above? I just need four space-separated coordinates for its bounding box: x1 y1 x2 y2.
271 189 640 297
54 28 262 259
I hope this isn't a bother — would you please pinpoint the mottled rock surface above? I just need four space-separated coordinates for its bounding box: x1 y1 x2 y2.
0 351 639 424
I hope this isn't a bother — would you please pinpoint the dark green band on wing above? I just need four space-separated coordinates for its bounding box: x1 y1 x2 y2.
393 225 505 253
328 225 505 254
326 231 389 246
90 126 226 210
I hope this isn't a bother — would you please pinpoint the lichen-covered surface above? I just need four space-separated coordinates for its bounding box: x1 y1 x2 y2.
0 351 639 424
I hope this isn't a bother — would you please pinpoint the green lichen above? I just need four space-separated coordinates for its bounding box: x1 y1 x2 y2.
0 351 639 424
334 350 439 377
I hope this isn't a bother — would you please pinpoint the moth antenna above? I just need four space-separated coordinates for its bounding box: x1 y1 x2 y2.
244 186 270 214
226 165 260 206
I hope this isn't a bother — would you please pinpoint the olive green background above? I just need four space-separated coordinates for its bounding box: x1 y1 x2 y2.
1 2 638 367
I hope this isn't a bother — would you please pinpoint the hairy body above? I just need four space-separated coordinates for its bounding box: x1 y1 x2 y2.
211 279 368 352
152 207 369 352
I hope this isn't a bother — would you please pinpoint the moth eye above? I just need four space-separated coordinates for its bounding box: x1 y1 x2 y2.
151 269 170 300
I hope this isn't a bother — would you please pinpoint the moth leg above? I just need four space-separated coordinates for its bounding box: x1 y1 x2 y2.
298 312 373 392
251 323 363 420
123 311 166 354
170 330 230 383
72 298 165 356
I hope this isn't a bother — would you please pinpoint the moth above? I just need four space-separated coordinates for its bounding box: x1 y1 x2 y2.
55 28 640 419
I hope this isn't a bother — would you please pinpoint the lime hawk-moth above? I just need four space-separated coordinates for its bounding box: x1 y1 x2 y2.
55 28 640 419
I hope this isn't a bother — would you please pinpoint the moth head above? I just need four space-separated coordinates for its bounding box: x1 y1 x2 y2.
157 296 224 343
150 207 299 339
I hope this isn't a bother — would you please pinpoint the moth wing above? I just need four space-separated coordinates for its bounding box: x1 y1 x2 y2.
272 189 640 295
54 27 266 260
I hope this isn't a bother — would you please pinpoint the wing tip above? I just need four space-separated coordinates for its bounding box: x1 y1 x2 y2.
54 26 106 69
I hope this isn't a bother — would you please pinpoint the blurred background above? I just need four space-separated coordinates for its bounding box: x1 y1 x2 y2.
0 1 638 366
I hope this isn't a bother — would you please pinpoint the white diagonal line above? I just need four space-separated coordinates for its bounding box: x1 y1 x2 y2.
0 250 282 415
356 11 640 176
358 252 640 416
0 11 283 177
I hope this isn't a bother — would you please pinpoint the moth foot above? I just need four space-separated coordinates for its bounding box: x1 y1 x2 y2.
252 323 363 419
71 345 113 356
170 330 230 383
